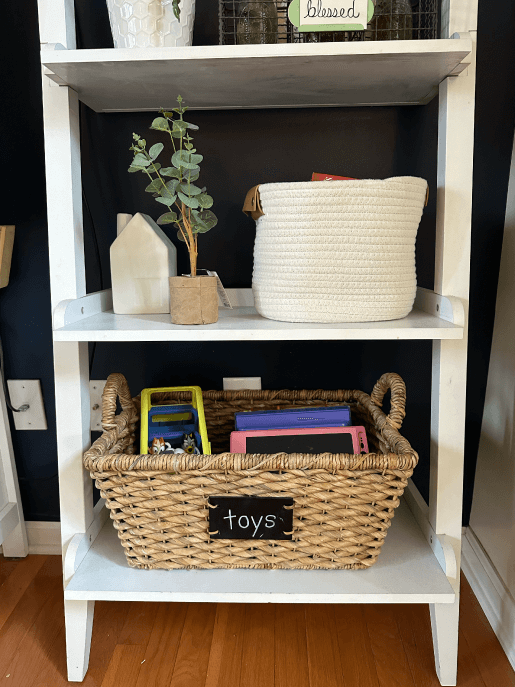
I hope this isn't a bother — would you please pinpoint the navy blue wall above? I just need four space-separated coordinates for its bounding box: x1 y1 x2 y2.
1 0 513 523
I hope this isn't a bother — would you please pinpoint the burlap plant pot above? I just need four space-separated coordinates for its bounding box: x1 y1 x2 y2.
169 275 218 325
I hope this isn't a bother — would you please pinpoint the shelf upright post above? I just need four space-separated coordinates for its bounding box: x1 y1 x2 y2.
37 0 95 680
430 0 478 683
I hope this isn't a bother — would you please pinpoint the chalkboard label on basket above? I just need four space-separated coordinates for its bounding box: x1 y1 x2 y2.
208 496 293 540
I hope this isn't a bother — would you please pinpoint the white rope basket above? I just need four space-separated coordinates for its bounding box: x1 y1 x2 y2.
252 177 428 323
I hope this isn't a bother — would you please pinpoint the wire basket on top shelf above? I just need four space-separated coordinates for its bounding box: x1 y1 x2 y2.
219 0 440 45
83 372 419 571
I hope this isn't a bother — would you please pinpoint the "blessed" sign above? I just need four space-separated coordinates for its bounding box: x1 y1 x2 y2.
288 0 374 32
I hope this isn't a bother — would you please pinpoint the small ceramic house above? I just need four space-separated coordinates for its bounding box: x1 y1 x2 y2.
110 212 177 314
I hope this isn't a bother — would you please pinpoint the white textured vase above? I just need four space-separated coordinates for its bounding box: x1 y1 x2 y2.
252 177 428 323
106 0 196 48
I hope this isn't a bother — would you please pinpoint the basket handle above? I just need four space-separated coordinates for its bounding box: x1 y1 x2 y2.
370 373 406 430
101 373 136 431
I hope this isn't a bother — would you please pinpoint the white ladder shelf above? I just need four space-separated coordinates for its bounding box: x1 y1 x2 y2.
37 1 478 683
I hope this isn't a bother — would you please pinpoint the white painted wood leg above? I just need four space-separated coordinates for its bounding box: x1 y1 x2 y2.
65 599 95 682
430 600 460 686
0 366 28 558
2 520 29 558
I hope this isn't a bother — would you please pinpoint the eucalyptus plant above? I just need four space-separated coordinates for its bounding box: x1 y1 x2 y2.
128 95 217 277
172 0 180 20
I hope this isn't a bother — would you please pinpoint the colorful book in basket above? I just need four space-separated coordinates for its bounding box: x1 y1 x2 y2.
230 426 368 455
234 405 351 431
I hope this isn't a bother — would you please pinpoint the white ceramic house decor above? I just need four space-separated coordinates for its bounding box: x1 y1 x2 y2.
105 0 196 48
110 212 177 314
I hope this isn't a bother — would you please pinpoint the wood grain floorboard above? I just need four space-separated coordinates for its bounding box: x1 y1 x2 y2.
305 605 346 687
0 555 47 632
395 604 441 687
0 557 21 588
135 602 188 687
101 644 147 687
456 629 488 687
365 604 416 687
168 603 216 687
205 603 246 687
0 571 64 686
459 575 515 687
240 604 275 687
1 555 515 686
82 601 132 687
274 604 309 687
118 601 161 646
334 604 380 687
0 556 61 678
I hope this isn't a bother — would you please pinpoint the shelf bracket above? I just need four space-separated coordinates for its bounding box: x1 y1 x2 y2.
404 481 458 589
414 288 465 327
63 501 109 587
448 32 473 75
54 289 114 330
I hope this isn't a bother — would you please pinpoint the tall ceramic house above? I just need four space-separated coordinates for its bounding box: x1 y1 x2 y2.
110 212 177 314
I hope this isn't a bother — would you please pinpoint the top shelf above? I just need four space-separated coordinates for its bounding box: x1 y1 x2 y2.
42 36 472 112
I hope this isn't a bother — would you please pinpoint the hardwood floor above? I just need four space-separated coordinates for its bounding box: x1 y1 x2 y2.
0 554 513 687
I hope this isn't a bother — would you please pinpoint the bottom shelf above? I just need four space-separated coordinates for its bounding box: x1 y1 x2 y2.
65 500 455 604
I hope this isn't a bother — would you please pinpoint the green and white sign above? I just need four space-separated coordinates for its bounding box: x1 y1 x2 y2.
288 0 374 32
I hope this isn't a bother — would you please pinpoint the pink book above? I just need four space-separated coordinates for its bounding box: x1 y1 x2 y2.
230 426 368 455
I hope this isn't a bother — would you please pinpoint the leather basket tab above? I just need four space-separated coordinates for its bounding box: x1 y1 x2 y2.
242 185 264 220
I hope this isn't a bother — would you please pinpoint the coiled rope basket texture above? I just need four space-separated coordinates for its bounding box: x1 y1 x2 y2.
83 372 419 570
252 176 428 323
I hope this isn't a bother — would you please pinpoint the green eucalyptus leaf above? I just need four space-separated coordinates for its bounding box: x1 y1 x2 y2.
156 196 176 207
133 153 151 167
159 183 176 200
157 211 178 225
150 162 161 172
177 229 186 242
178 192 199 209
172 150 199 170
145 179 163 193
197 209 218 230
185 122 199 131
182 169 200 183
185 142 193 150
180 183 202 196
161 167 181 178
128 165 146 173
150 117 170 132
166 179 180 192
197 193 213 208
173 121 188 134
149 142 164 160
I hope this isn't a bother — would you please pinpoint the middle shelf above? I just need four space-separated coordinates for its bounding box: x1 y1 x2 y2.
53 288 464 342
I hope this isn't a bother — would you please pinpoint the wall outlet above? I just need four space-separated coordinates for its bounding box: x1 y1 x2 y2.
223 377 262 390
90 380 107 432
7 380 47 430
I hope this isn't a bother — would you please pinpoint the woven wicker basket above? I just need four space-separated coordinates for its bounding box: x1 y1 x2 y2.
83 372 418 570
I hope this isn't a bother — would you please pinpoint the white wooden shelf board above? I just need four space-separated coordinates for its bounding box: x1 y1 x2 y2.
65 500 455 603
41 38 471 112
53 306 463 342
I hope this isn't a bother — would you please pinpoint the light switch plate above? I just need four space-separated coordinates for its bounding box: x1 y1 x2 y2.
7 380 47 430
90 380 107 431
223 377 262 390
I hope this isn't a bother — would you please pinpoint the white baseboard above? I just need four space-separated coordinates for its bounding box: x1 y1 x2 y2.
462 526 515 671
0 521 61 556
